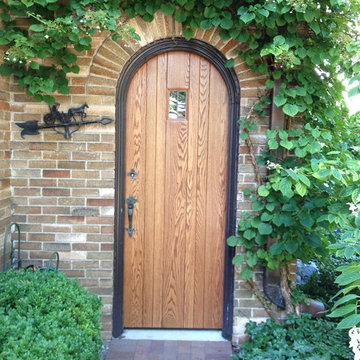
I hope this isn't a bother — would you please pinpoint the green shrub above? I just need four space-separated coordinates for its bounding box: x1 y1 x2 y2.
0 271 102 360
235 314 353 360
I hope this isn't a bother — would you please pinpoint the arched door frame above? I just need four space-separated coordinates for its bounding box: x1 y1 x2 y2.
114 38 240 340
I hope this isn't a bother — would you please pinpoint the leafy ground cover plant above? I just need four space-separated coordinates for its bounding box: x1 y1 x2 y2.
232 314 353 360
0 271 102 360
0 0 359 325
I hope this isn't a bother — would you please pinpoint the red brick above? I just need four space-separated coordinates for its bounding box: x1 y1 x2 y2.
30 179 57 187
57 216 84 224
72 152 101 161
101 226 114 234
42 225 71 233
42 188 70 197
101 243 114 251
72 225 100 233
43 170 70 178
87 199 114 206
28 215 56 223
86 216 114 224
13 188 41 196
72 243 99 251
29 251 54 259
29 142 58 151
28 233 55 242
72 170 100 179
87 143 115 152
58 161 86 169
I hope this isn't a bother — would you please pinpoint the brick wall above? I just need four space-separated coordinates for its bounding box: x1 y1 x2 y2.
0 70 11 271
7 12 271 342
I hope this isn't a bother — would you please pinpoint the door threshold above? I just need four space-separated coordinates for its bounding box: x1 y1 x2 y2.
121 329 226 341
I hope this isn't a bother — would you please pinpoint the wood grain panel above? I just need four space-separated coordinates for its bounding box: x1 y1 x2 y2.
193 57 211 328
183 54 200 327
203 64 228 328
143 57 158 326
123 51 228 329
123 65 147 327
152 53 167 327
163 119 188 327
167 51 190 89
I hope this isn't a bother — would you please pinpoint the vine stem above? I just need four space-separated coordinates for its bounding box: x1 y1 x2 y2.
247 278 274 318
242 99 274 319
243 101 264 188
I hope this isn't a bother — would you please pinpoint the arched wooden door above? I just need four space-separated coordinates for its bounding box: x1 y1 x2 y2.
122 50 229 329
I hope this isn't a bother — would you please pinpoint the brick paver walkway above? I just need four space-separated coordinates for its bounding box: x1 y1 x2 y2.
105 339 232 360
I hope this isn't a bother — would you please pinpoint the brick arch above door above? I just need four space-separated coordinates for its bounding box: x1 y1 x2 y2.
85 11 268 102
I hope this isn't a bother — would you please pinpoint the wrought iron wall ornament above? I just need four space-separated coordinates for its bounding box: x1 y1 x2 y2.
16 103 113 139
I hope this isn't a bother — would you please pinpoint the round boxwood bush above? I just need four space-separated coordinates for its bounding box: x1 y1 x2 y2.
0 271 102 360
237 314 353 360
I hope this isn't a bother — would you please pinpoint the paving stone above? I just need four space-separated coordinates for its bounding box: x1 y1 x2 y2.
105 340 231 360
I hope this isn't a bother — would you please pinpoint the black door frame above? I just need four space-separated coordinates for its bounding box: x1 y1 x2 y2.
113 38 240 340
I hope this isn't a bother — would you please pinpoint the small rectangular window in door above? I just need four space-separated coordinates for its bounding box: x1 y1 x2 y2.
168 90 187 120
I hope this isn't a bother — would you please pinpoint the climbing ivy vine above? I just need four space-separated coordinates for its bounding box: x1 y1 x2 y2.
1 0 360 326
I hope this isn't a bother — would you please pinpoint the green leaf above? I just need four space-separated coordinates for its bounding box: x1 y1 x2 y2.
225 58 235 68
243 188 252 196
63 53 77 65
246 252 258 267
313 169 331 179
333 294 358 309
260 212 273 222
79 36 92 46
279 178 294 198
299 213 314 228
283 104 299 117
258 9 269 17
30 61 40 70
232 254 244 266
243 229 256 240
266 79 274 89
258 185 269 197
29 24 44 32
269 242 284 255
336 271 360 286
258 223 272 235
252 201 265 211
280 139 294 150
295 147 307 158
295 182 307 197
284 240 298 254
298 174 311 187
274 94 287 107
226 235 238 247
174 10 187 22
268 139 279 150
337 314 360 329
273 35 285 46
68 32 79 43
240 267 253 280
220 18 233 30
183 28 193 40
239 132 248 140
240 12 255 24
304 10 316 23
328 304 357 318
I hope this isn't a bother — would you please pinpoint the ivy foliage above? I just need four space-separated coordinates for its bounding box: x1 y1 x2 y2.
233 314 353 360
0 0 139 103
0 0 360 325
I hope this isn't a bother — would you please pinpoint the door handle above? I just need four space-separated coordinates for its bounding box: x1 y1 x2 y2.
125 194 137 237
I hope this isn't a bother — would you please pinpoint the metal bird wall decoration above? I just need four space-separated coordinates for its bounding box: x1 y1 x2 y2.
16 103 113 139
